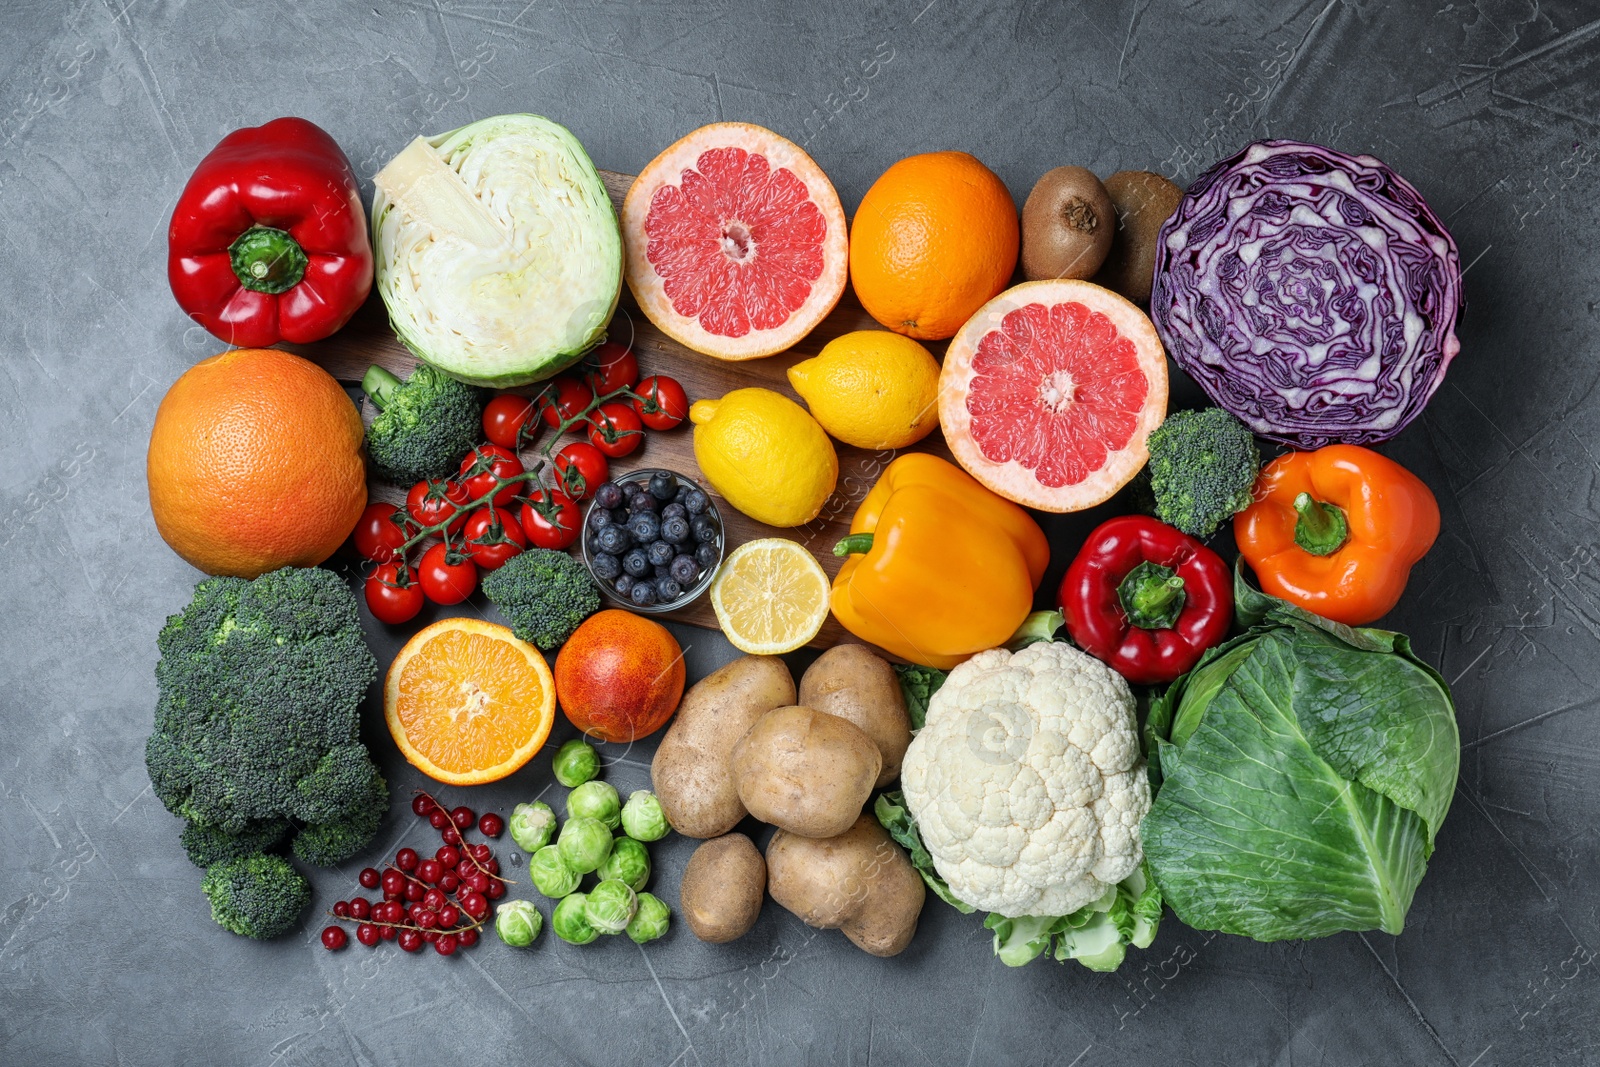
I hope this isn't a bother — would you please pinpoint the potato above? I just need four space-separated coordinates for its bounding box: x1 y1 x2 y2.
766 815 926 957
651 655 795 838
679 833 766 944
798 644 911 788
731 705 882 838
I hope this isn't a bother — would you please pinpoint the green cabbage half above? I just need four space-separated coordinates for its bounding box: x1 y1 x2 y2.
372 114 621 387
1143 566 1459 942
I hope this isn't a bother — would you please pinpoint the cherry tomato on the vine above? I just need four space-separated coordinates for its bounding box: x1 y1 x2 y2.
463 506 527 571
632 375 689 431
365 561 425 625
583 342 639 396
539 375 594 433
407 479 470 535
519 488 581 550
553 442 609 500
353 503 409 562
482 394 538 451
587 402 643 459
459 445 524 507
418 543 478 605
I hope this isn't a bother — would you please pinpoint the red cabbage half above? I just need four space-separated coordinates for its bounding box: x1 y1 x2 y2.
1150 140 1462 448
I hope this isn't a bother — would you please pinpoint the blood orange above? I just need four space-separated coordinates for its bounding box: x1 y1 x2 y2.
621 123 848 360
939 280 1168 512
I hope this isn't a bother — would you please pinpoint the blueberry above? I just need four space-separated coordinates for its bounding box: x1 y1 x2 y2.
695 542 720 568
611 507 632 526
647 540 676 566
629 511 661 543
662 502 687 522
629 580 657 606
591 553 622 581
656 577 683 602
628 491 656 514
622 548 651 578
670 554 700 585
588 506 613 529
674 484 691 503
621 481 643 501
684 489 709 515
613 574 634 596
594 482 624 510
654 563 674 579
692 516 719 544
596 524 631 555
661 515 691 544
648 471 678 501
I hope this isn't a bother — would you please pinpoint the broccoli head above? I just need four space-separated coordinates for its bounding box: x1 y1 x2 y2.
482 548 602 650
362 363 486 484
180 818 289 869
201 853 310 939
146 566 385 863
291 764 388 866
1145 407 1261 537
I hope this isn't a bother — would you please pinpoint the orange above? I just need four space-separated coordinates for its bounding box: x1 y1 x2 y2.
849 151 1020 341
147 348 366 577
554 610 686 743
385 619 557 785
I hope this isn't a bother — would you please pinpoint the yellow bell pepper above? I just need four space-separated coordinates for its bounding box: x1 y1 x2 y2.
830 453 1050 669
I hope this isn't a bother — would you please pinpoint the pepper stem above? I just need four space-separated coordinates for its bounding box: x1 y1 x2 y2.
229 225 308 295
1292 492 1349 556
362 365 403 411
833 533 875 557
1117 561 1187 630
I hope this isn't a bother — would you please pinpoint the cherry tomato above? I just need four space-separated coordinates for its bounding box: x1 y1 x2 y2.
482 394 538 451
539 375 594 433
365 561 425 625
583 342 639 396
587 402 644 459
553 442 609 500
519 488 581 550
407 479 470 535
463 506 527 571
418 543 478 605
632 375 689 431
353 503 409 562
459 445 524 507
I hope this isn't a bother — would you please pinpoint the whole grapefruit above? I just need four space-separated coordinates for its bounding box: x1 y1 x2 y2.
147 348 366 577
554 609 686 743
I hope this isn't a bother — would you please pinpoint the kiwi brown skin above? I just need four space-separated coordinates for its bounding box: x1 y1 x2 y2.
1020 166 1115 281
1092 170 1184 305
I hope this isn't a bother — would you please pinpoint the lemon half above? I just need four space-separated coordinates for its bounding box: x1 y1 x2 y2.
709 538 831 654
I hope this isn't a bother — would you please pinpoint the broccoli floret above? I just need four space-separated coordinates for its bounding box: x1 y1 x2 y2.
145 567 384 858
1145 408 1261 537
180 818 290 869
201 853 310 939
291 765 388 867
362 363 486 484
482 548 602 649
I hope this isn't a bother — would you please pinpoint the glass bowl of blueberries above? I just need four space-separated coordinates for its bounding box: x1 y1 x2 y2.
581 469 724 612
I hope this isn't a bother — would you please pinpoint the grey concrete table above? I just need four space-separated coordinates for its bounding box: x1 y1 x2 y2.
3 1 1597 1064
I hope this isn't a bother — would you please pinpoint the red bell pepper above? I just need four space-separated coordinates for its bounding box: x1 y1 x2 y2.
1058 515 1232 685
168 117 372 347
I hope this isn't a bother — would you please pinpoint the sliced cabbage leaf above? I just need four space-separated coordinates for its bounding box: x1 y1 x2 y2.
372 114 621 387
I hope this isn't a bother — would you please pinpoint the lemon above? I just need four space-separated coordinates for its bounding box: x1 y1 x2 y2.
690 388 838 527
787 331 941 449
710 538 831 654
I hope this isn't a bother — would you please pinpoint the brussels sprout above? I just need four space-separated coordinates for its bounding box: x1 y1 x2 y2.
567 780 621 829
598 836 651 891
557 816 613 874
529 845 581 898
551 892 599 945
509 801 558 853
552 739 600 788
494 899 543 947
585 879 638 934
621 790 670 842
627 892 671 944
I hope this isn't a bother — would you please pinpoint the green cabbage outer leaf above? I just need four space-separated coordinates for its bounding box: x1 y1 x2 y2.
874 791 973 913
372 114 622 388
1142 564 1459 942
892 665 947 731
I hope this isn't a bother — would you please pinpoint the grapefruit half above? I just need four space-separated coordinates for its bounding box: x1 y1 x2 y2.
939 280 1168 512
622 122 848 360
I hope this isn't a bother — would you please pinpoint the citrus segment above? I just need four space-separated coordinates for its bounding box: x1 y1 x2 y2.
385 618 556 785
710 538 830 654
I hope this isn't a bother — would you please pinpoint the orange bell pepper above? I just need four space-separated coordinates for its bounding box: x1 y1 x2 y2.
1234 444 1439 626
830 453 1049 669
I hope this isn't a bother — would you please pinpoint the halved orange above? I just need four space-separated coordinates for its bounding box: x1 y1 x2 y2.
384 619 556 785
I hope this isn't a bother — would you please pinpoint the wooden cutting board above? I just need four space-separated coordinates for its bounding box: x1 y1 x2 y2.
287 169 955 649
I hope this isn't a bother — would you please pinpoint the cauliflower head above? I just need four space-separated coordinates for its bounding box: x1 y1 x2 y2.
900 642 1150 917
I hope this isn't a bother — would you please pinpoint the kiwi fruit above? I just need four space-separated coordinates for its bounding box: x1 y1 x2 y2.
1020 166 1115 282
1092 170 1183 305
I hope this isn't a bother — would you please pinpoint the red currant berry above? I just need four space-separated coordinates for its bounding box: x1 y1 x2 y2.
416 859 442 884
456 859 477 879
321 926 348 951
429 811 451 830
441 826 462 846
356 923 380 947
423 888 448 911
358 867 381 890
404 882 425 903
349 898 371 920
485 858 501 876
411 795 434 817
332 901 351 919
396 848 419 872
379 925 397 942
399 929 423 953
421 930 440 943
437 905 461 928
382 870 406 895
438 872 461 894
436 845 461 868
457 927 480 948
470 843 493 862
416 909 439 930
478 812 505 838
450 806 476 830
458 892 487 920
466 871 491 895
434 934 459 956
485 880 506 901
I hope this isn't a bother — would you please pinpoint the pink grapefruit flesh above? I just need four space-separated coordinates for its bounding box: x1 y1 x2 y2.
622 123 848 361
939 280 1168 512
